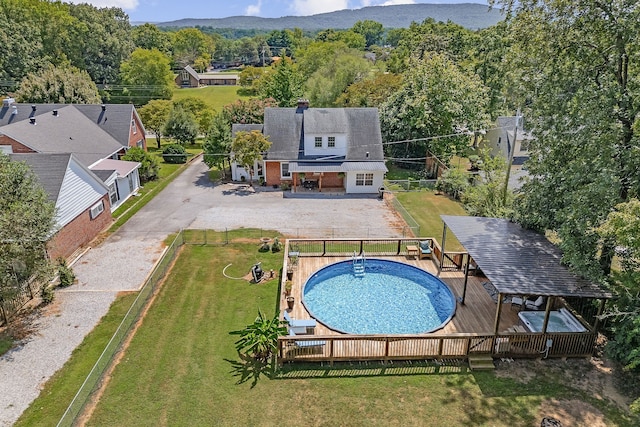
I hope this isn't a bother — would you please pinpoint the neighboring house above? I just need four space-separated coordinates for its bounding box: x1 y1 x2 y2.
0 98 144 258
9 153 112 260
175 65 239 88
0 99 146 150
483 116 532 166
232 101 387 194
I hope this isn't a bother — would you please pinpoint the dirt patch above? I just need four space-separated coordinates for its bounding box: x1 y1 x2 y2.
538 398 607 427
496 355 633 413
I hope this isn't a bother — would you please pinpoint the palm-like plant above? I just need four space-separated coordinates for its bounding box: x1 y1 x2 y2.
230 311 288 362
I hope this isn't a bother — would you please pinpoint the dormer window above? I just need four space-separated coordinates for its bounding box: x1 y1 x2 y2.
328 136 335 147
314 136 322 148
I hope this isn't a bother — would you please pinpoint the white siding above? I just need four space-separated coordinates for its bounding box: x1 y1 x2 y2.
56 161 108 227
303 134 347 157
345 171 385 194
110 169 140 211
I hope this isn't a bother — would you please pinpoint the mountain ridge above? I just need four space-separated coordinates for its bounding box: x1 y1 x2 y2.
149 4 503 31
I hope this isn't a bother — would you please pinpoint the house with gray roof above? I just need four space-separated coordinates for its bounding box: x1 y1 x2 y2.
232 101 387 194
0 99 146 150
175 65 239 88
8 153 113 260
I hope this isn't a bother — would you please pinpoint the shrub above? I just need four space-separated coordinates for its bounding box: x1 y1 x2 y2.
122 147 159 183
280 182 290 191
229 311 287 362
271 237 282 252
162 144 187 164
435 168 469 200
41 285 54 304
57 258 75 287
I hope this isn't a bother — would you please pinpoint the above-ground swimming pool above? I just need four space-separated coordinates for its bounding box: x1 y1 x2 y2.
518 308 587 333
302 259 456 334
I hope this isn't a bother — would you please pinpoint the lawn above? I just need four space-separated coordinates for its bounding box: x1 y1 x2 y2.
394 190 468 251
14 293 139 426
172 85 252 113
81 242 632 427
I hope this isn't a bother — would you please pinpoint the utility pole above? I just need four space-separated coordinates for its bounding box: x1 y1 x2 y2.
502 109 521 205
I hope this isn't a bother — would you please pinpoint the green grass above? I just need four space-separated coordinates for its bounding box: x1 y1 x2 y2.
172 86 252 113
14 293 138 426
78 243 633 427
395 190 468 250
0 333 12 355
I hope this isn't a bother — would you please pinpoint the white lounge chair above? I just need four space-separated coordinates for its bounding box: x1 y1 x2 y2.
283 311 317 333
526 296 545 310
288 329 325 348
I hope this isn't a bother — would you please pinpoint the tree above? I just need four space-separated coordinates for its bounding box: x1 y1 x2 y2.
497 0 640 277
132 23 172 55
164 106 198 146
597 199 640 373
305 51 370 107
65 4 134 84
231 130 271 186
173 97 215 136
336 73 403 107
229 311 287 363
119 48 174 104
259 55 304 107
121 147 158 182
172 28 214 68
0 154 56 317
380 53 490 162
203 112 232 178
461 149 512 217
352 20 384 48
16 64 101 104
138 100 172 148
238 66 270 96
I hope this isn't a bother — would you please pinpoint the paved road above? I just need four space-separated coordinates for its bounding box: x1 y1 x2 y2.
0 157 403 426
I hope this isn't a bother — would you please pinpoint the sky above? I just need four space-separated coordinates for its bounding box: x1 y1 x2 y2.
66 0 489 23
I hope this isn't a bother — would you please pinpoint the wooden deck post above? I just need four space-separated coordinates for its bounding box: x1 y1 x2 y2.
541 297 553 334
460 253 470 305
493 294 503 335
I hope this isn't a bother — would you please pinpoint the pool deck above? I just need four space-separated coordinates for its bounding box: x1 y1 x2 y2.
281 256 521 336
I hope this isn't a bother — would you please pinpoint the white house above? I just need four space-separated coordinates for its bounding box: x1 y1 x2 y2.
232 101 387 194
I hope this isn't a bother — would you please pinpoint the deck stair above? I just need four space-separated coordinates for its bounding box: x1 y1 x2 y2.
468 353 495 370
353 251 365 277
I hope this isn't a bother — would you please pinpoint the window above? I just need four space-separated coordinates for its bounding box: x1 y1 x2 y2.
128 174 136 192
281 162 290 178
314 136 322 148
355 173 374 186
109 184 119 205
131 119 137 134
328 136 335 147
90 200 105 219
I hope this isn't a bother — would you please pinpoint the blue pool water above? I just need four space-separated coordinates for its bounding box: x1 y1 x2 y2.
302 259 456 334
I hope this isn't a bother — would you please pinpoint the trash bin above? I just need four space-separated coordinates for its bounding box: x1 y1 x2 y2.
378 187 385 200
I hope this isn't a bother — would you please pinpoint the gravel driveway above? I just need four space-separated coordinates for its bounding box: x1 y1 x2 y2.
0 157 404 426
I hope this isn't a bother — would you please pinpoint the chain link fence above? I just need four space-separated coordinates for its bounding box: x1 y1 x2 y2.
56 232 185 427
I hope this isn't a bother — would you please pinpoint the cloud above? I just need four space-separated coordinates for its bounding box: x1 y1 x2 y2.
66 0 139 10
246 0 262 16
291 0 349 16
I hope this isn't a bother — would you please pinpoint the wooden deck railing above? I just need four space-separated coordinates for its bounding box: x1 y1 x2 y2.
278 331 598 364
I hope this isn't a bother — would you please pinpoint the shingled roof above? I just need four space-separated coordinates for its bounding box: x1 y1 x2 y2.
260 107 383 161
0 101 140 147
9 153 71 202
0 105 122 167
441 215 613 299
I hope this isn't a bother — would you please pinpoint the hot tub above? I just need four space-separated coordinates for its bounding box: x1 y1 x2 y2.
518 308 587 333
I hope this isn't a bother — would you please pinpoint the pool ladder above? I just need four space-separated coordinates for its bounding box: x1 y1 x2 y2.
353 251 365 277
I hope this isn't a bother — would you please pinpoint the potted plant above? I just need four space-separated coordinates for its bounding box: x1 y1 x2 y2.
286 265 294 280
284 280 292 296
286 296 295 310
298 172 305 181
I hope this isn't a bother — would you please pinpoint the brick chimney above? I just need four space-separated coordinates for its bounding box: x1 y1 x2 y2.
295 99 309 113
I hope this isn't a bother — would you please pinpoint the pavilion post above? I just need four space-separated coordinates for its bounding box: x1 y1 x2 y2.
540 297 553 334
438 225 447 277
493 294 504 334
460 253 470 305
593 299 606 331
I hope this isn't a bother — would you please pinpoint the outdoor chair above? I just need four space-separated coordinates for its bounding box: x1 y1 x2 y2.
288 329 326 348
283 310 317 333
419 240 433 259
525 296 545 310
